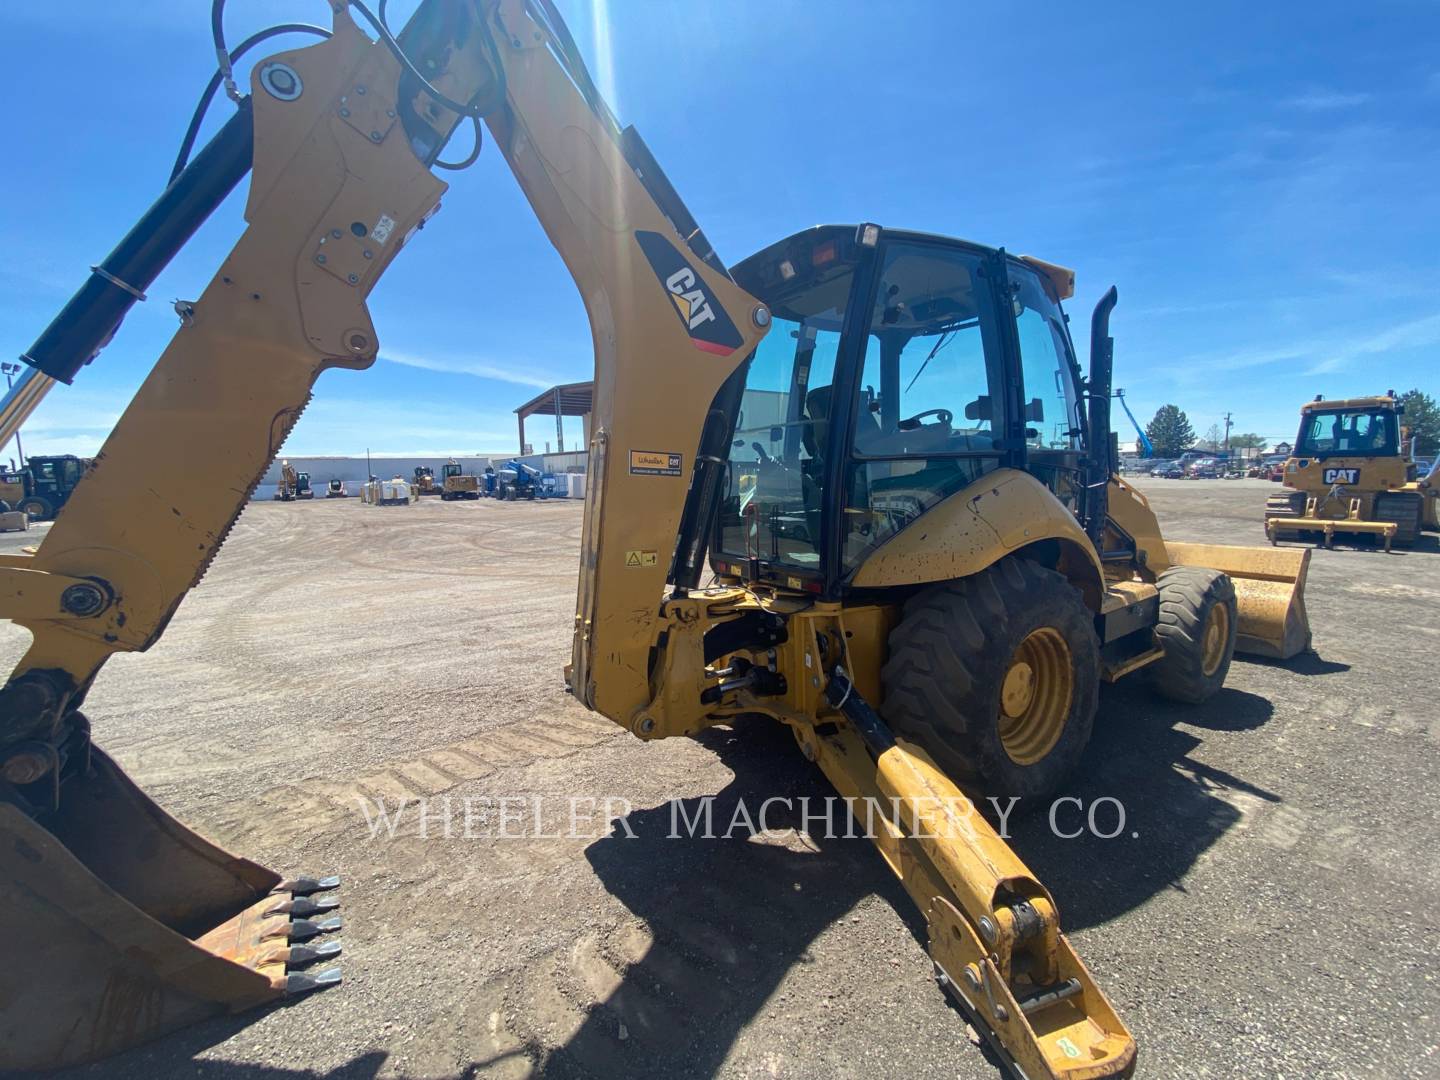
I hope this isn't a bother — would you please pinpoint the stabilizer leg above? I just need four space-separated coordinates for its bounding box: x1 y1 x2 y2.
812 669 1136 1079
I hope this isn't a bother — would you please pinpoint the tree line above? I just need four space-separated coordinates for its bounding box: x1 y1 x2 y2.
1142 389 1439 459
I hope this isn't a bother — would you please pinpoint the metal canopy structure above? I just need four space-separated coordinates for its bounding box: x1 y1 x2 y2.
515 380 593 454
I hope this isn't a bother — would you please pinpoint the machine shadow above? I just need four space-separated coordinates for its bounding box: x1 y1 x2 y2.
41 1040 389 1080
566 685 1279 1078
568 717 923 1079
1004 681 1279 932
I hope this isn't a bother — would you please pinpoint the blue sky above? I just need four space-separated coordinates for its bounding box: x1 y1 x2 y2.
1 1 1437 458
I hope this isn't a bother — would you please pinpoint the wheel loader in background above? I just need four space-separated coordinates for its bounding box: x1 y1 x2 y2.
0 1 1312 1075
412 464 441 495
1264 393 1425 549
440 459 481 500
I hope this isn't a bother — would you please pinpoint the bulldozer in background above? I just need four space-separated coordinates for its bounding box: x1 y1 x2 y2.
439 459 481 500
1264 393 1426 549
0 1 1314 1074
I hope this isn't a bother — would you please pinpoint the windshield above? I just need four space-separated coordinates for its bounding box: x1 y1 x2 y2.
716 252 856 572
1296 408 1397 457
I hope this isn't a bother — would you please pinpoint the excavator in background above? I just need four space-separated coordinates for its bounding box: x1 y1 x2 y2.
272 459 315 500
0 453 92 520
0 1 1314 1074
440 458 481 500
1265 393 1424 549
412 464 440 495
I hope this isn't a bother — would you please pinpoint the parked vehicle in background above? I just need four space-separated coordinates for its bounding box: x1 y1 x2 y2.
0 454 91 520
1153 461 1186 479
1259 454 1288 481
1187 458 1224 479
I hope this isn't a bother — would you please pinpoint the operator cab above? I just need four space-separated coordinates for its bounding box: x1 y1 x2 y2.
1295 402 1399 458
713 225 1088 596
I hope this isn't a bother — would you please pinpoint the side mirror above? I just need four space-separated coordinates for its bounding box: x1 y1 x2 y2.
1024 397 1045 422
964 395 992 421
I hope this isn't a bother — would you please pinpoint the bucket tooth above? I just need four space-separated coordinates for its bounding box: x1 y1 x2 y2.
278 939 344 967
266 895 341 917
284 967 343 996
273 874 341 895
264 914 344 941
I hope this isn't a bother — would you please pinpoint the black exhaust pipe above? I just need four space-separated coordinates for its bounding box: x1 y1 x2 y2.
1085 286 1118 547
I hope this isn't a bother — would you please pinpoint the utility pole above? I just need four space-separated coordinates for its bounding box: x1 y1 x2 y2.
1223 412 1233 459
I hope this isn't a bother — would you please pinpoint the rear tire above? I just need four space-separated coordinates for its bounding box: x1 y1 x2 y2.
1373 491 1422 547
18 496 52 520
881 558 1100 803
1147 566 1237 704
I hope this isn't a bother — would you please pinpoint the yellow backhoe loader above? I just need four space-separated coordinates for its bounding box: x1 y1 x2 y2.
0 1 1312 1074
1264 393 1424 549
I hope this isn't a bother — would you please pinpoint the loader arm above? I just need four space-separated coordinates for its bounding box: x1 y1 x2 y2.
2 2 1133 1075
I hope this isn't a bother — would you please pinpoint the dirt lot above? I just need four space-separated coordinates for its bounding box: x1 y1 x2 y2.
6 478 1438 1079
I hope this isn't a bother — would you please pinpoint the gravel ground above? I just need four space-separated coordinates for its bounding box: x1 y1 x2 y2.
4 478 1437 1079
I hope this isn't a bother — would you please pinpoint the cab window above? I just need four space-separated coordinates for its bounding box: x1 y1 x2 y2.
1010 264 1081 450
842 242 1007 571
1296 409 1398 457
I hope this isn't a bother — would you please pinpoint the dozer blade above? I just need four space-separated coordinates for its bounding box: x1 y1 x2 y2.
0 746 340 1071
1166 540 1312 659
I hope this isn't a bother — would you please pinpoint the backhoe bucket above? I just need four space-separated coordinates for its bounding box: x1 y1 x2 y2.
1166 541 1312 660
0 746 340 1070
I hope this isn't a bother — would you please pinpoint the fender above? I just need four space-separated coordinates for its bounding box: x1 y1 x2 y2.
849 468 1104 608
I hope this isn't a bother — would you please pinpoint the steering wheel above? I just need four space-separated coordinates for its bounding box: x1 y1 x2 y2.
898 408 953 431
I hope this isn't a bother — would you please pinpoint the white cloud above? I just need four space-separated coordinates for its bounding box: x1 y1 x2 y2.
1281 89 1371 110
1159 312 1440 379
379 349 563 389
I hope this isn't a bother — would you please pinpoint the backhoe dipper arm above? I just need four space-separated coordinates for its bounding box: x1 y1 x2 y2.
2 2 504 735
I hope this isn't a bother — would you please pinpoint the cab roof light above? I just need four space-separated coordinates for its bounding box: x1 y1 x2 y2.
857 222 880 247
778 259 796 281
812 241 837 267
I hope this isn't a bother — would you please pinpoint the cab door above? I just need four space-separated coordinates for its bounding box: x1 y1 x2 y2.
1005 260 1086 514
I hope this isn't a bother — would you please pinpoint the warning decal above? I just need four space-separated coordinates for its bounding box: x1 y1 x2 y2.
624 550 658 568
629 450 683 477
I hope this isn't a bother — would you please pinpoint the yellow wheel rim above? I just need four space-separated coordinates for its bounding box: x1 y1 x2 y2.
1201 602 1230 677
997 627 1074 765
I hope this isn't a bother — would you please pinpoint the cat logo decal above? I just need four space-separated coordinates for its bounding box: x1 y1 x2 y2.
635 231 744 356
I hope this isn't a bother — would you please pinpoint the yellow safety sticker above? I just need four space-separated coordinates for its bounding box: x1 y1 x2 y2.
629 450 683 476
625 550 658 568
